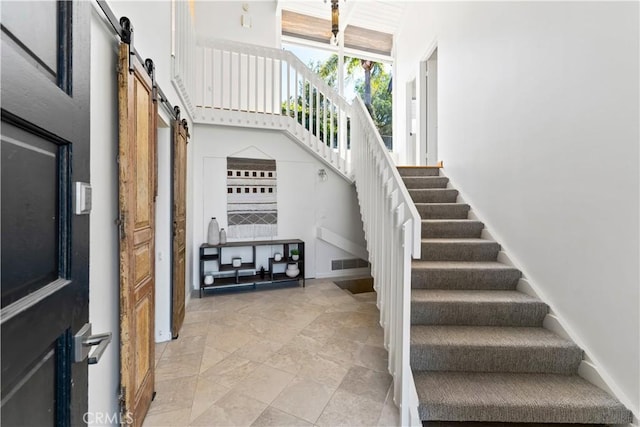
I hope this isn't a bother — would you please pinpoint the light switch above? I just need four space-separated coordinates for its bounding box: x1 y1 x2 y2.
241 13 252 28
75 182 92 215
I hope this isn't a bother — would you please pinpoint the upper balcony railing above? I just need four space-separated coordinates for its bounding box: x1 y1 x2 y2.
194 40 353 179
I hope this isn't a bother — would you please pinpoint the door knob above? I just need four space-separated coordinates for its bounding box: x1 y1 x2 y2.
73 323 113 365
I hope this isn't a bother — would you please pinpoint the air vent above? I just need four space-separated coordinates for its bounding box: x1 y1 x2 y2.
331 258 369 271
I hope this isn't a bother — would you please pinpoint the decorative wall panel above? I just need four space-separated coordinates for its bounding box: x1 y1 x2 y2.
226 157 277 238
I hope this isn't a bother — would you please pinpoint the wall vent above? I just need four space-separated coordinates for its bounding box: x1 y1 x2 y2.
331 258 369 271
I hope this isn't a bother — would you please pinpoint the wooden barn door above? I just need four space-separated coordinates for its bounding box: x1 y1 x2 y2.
117 40 157 426
171 113 189 338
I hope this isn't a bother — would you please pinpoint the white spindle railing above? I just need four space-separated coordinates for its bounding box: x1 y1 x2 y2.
171 17 421 422
351 97 422 426
193 40 353 178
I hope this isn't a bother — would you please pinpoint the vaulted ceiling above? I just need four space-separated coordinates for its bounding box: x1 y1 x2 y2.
278 1 406 57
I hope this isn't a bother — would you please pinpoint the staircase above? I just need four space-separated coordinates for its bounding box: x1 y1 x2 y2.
399 166 633 425
170 10 633 420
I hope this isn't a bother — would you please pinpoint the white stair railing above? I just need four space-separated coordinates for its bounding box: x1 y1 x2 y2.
171 14 421 420
351 97 422 426
194 40 353 178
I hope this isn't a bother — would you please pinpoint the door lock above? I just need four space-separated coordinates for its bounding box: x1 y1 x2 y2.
73 323 112 364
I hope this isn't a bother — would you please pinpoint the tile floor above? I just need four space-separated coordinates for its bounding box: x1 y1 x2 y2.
143 280 400 427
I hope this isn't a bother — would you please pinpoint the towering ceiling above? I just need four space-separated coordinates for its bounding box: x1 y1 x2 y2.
279 1 406 56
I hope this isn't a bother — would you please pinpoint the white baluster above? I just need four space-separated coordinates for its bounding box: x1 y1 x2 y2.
263 54 267 114
254 54 259 113
286 61 290 118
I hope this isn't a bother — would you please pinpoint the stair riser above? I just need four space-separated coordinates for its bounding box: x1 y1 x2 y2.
402 177 449 189
422 222 484 238
410 190 459 203
412 268 521 290
398 167 440 177
410 345 582 374
411 301 548 326
421 242 500 262
417 204 470 219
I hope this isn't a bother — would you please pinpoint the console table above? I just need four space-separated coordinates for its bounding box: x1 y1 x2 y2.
198 239 305 297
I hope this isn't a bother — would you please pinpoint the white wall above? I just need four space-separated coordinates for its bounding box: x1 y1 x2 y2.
155 124 172 342
88 5 120 422
108 1 183 102
191 124 366 289
195 1 279 47
89 0 192 421
394 1 639 414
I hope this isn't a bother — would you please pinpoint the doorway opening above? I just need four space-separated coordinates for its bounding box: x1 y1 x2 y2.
420 47 438 166
406 78 417 165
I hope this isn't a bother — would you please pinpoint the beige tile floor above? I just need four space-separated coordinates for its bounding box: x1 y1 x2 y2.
143 280 400 427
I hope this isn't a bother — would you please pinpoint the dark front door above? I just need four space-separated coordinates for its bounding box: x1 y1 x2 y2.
1 1 91 426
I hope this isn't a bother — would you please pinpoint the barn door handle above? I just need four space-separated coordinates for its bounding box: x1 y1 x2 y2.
73 323 113 365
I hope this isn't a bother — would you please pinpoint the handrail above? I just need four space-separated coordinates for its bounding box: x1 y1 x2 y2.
206 40 353 111
351 97 422 258
351 96 422 426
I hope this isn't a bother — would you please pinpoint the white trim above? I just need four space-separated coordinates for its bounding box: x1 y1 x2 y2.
418 59 427 165
171 0 176 57
425 48 438 166
316 226 368 260
281 35 393 64
420 37 439 63
194 108 354 184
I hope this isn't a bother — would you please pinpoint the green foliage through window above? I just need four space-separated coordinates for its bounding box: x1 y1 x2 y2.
281 53 393 150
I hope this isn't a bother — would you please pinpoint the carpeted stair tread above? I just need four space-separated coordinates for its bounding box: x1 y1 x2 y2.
398 166 440 176
421 239 501 262
411 261 519 270
402 166 631 421
416 203 471 219
409 188 459 203
411 261 522 290
402 176 450 189
411 289 548 326
413 371 634 424
422 220 484 238
410 325 582 373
